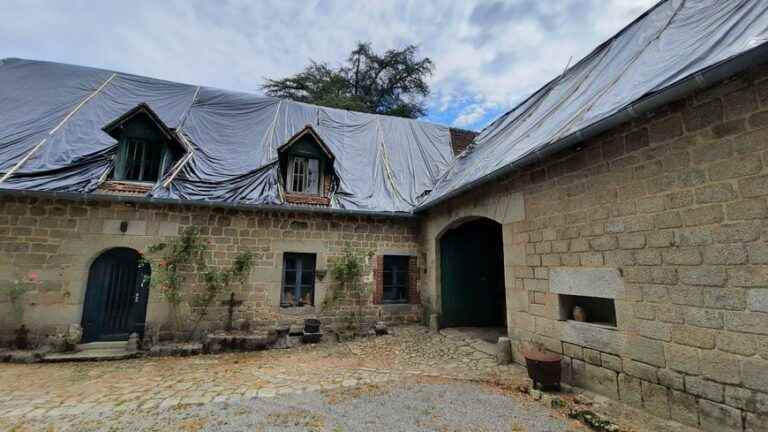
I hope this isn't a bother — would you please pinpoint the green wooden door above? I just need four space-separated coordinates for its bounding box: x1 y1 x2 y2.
440 219 505 327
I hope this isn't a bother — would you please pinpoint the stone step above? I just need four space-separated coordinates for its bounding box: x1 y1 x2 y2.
43 349 138 363
76 341 128 352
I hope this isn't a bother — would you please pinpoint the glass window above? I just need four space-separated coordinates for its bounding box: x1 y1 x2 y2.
281 253 316 307
383 255 410 304
287 156 321 194
113 137 168 182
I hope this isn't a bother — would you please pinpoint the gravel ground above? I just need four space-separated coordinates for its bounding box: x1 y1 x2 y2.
16 381 583 432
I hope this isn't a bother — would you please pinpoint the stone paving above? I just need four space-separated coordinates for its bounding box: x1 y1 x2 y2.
0 326 697 431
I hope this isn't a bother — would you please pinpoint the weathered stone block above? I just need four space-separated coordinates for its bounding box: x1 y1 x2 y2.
748 289 768 312
654 211 683 229
562 342 583 360
699 399 743 432
601 353 622 372
667 343 702 375
686 376 725 402
703 244 747 265
742 357 768 393
571 361 619 399
725 385 768 414
683 204 725 226
647 230 674 247
623 359 659 382
672 325 716 349
550 267 623 299
739 174 768 198
642 381 670 418
662 247 702 265
714 221 761 243
708 154 762 181
561 320 625 354
700 350 742 385
671 390 700 428
726 198 768 220
618 372 643 408
724 311 768 335
684 307 723 329
679 267 726 286
730 266 768 287
657 368 684 391
583 348 601 365
696 183 737 204
746 413 768 432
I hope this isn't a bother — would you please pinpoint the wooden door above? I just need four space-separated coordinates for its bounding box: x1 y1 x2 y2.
81 248 150 342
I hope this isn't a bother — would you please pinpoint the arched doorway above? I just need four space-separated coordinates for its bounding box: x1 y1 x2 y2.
440 218 506 328
81 248 151 342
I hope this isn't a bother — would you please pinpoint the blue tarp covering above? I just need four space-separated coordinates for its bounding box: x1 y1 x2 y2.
0 58 454 212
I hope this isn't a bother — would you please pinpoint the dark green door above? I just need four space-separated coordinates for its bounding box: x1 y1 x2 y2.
82 248 150 342
440 219 505 327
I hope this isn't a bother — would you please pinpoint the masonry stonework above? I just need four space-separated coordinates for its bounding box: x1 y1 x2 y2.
0 199 421 341
421 63 768 430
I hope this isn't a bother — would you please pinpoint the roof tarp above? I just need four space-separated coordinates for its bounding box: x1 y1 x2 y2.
420 0 768 208
0 58 453 212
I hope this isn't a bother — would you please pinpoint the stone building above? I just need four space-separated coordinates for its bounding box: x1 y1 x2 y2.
2 1 768 430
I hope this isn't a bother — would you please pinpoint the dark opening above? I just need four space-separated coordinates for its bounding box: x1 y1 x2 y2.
559 294 617 327
439 218 506 328
281 253 316 307
383 255 410 304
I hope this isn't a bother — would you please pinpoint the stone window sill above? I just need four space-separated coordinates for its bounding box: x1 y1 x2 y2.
563 320 618 331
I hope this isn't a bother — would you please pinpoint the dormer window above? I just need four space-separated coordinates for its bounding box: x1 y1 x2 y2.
114 136 169 182
278 126 336 206
97 104 187 196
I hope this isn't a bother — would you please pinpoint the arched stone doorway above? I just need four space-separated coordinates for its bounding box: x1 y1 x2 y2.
81 248 151 342
439 218 506 328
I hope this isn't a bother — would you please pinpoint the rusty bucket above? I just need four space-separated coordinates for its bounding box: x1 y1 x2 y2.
524 350 562 390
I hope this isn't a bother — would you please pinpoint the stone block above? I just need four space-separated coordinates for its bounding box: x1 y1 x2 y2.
714 221 761 243
671 390 700 428
700 350 742 385
739 174 768 198
550 267 623 299
583 348 601 365
704 244 747 265
686 376 725 402
742 357 768 393
716 331 757 356
671 325 716 349
698 399 743 432
708 154 762 181
746 413 768 432
679 267 726 286
725 385 768 414
702 287 746 311
647 230 674 247
696 183 737 204
561 320 625 355
657 368 684 391
618 233 646 249
571 361 619 399
562 342 583 360
724 311 768 335
748 289 768 312
642 381 670 418
683 204 724 227
726 198 768 220
590 236 617 251
654 211 682 229
618 373 643 408
623 359 659 382
684 307 723 329
662 247 702 265
601 353 622 372
667 343 702 375
626 335 667 367
730 266 768 287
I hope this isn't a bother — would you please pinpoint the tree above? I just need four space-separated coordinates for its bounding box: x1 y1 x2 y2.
263 42 434 118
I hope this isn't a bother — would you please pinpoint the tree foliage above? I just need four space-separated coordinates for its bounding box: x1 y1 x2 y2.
263 42 434 118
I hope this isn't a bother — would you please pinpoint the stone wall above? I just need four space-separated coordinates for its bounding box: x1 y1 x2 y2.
421 63 768 431
0 198 422 342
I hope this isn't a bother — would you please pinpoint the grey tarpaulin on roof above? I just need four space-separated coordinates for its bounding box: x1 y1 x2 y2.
0 58 453 212
419 0 768 209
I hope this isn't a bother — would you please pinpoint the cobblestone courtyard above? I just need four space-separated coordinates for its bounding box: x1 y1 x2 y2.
0 327 695 431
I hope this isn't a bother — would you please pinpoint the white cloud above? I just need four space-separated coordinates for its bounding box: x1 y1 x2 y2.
0 0 657 129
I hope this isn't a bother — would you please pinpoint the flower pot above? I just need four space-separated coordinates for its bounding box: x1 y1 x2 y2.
524 350 562 390
304 319 321 334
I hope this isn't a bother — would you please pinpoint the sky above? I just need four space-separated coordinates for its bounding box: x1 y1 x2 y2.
0 0 657 131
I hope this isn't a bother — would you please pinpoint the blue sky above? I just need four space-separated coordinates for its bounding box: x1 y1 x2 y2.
0 0 656 131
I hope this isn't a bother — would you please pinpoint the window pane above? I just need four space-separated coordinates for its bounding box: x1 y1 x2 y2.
300 285 314 306
300 270 314 285
382 256 410 303
307 158 319 193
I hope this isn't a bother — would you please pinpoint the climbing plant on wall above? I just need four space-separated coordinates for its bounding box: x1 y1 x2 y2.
141 227 253 339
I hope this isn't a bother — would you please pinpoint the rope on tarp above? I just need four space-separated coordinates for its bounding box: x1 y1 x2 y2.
0 72 118 184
